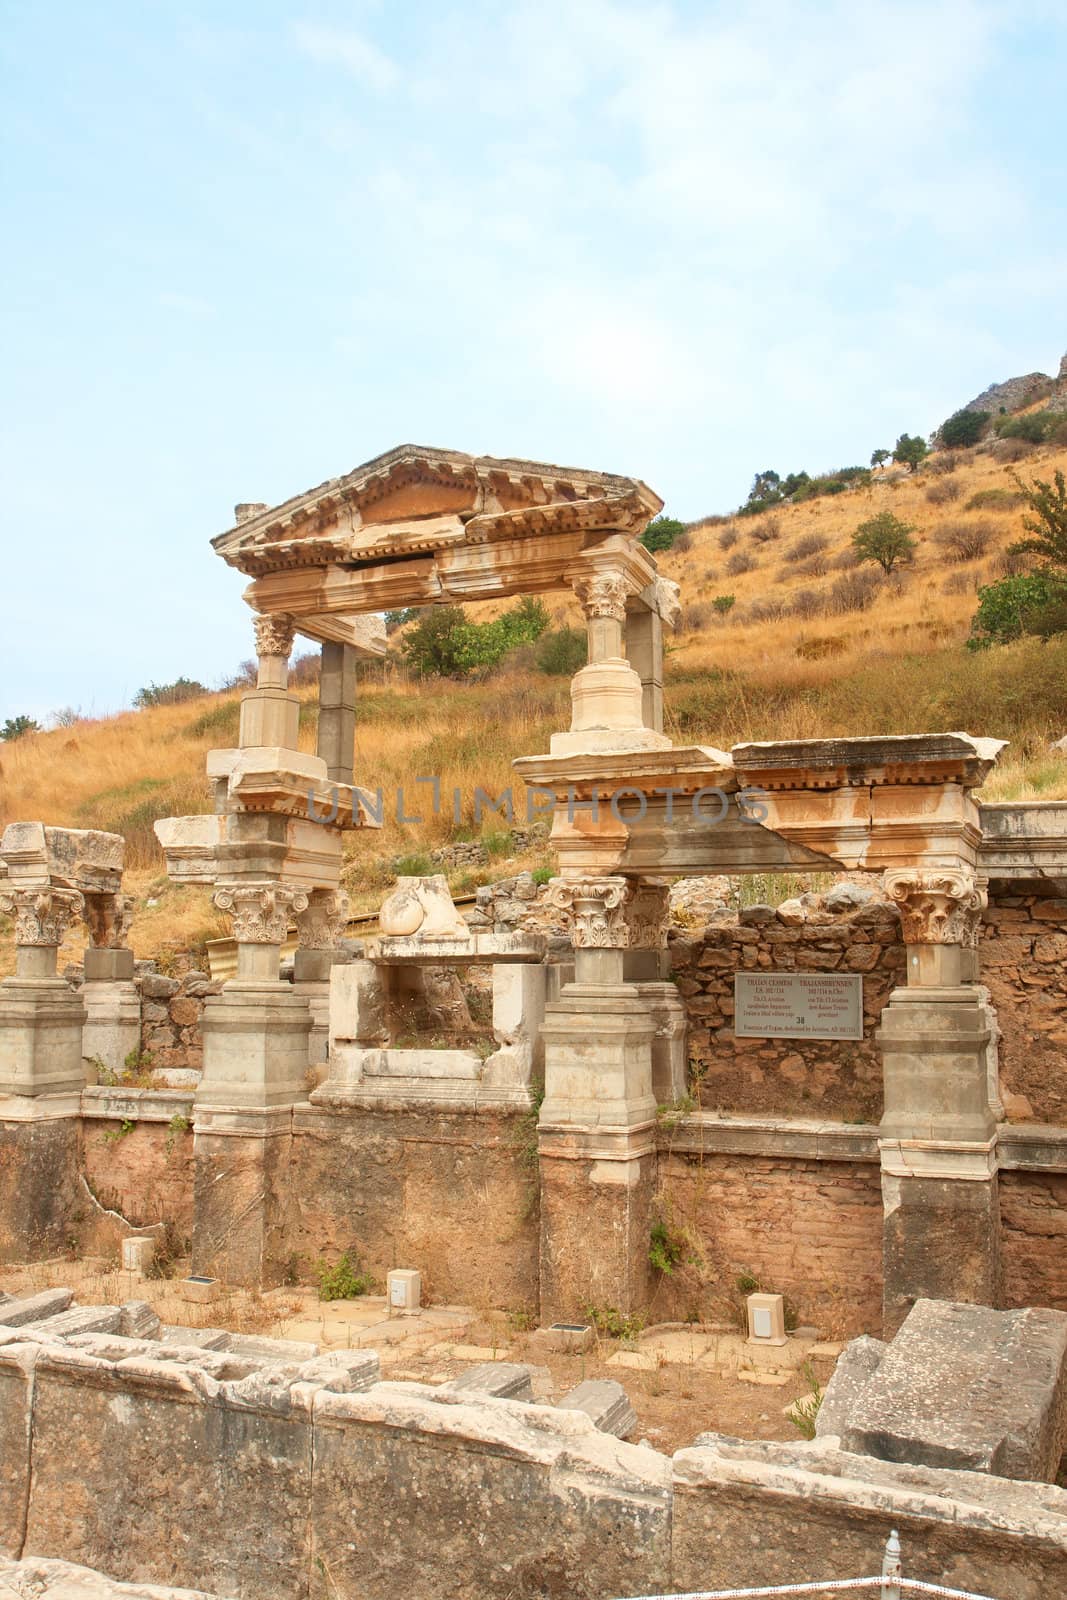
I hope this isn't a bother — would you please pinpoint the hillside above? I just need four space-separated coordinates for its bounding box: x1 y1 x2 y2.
2 424 1067 973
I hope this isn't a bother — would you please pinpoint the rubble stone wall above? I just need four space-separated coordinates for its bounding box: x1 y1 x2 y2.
655 1151 884 1333
980 889 1067 1123
289 1106 540 1310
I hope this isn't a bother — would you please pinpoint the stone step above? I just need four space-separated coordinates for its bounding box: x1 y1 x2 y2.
30 1306 125 1339
557 1378 637 1438
364 1049 484 1081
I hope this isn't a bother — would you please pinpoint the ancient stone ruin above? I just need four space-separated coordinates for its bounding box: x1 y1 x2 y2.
3 442 1067 1595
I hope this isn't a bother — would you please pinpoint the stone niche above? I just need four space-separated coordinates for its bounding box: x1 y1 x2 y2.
315 877 546 1110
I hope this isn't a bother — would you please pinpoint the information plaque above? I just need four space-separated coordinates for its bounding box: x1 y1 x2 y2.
734 972 863 1041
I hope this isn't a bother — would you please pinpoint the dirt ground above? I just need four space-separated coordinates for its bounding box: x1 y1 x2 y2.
0 1256 839 1454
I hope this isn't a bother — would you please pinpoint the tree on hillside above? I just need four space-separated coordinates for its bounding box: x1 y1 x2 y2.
1008 470 1067 568
967 571 1067 650
1 714 40 741
870 448 890 470
851 512 917 576
892 433 928 473
938 409 989 449
640 515 687 553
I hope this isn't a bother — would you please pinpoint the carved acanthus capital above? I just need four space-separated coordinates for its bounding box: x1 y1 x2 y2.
573 571 631 623
884 868 987 947
253 612 296 659
213 882 309 944
0 887 84 947
651 576 682 631
296 889 350 951
83 892 134 950
624 879 670 950
545 876 632 948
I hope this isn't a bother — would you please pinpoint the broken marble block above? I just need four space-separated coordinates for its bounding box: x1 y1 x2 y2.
445 1363 534 1402
557 1379 637 1439
0 823 123 893
841 1298 1067 1482
815 1334 887 1440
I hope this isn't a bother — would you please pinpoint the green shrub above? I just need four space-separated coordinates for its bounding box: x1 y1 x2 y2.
535 626 587 676
317 1252 373 1301
966 488 1025 512
401 597 549 678
134 678 207 709
712 594 736 615
1 715 40 741
531 866 553 886
394 852 434 877
640 515 687 553
649 1219 686 1275
938 409 990 449
996 412 1061 446
967 572 1067 650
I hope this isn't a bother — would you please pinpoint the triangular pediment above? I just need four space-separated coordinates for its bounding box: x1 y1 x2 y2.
212 444 662 577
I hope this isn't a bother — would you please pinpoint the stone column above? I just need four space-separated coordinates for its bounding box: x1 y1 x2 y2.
537 876 657 1321
293 889 350 1067
239 613 299 750
877 868 999 1333
193 881 311 1287
0 887 86 1260
81 892 139 1077
317 641 357 784
625 578 680 736
623 879 688 1106
551 553 671 756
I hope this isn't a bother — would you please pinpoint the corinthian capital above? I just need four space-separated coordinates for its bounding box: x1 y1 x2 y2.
213 882 309 944
83 891 134 950
295 889 350 951
545 876 632 949
253 612 296 658
573 571 631 623
884 868 987 947
0 886 84 947
624 879 670 950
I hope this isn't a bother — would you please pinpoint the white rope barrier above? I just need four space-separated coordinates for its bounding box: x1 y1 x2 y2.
615 1576 996 1599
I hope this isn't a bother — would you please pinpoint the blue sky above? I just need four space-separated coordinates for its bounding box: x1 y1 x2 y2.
2 0 1065 721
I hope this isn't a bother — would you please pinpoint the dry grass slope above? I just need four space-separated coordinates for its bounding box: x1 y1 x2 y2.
2 433 1066 967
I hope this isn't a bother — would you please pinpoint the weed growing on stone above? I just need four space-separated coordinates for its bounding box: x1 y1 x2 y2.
316 1252 374 1301
786 1361 823 1439
583 1304 646 1342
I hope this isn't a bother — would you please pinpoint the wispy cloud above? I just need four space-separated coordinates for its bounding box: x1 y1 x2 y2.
292 21 398 93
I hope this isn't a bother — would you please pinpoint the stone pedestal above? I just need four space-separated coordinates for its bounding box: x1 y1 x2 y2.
538 965 657 1322
197 983 312 1110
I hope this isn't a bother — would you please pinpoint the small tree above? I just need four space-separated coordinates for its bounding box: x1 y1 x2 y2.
892 433 928 473
870 448 890 470
938 409 989 449
640 515 687 553
535 626 587 676
1 714 40 741
851 512 917 576
712 594 736 616
1008 469 1067 568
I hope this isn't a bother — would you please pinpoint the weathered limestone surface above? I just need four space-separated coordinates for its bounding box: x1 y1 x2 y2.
0 1556 233 1600
815 1333 886 1440
309 1384 673 1600
557 1378 637 1438
674 1435 1067 1600
842 1298 1067 1481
